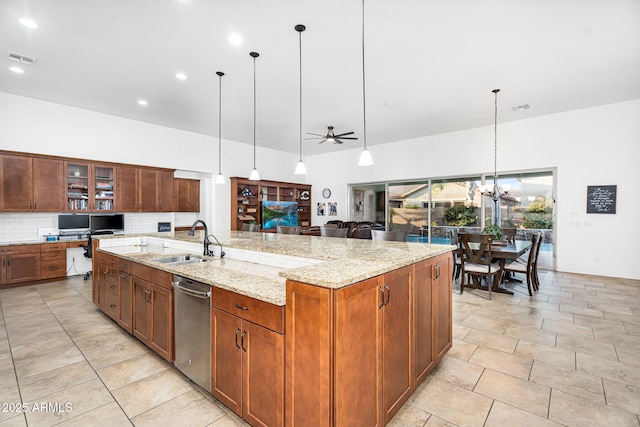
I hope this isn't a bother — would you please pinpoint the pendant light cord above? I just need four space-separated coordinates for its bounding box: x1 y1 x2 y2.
217 71 224 175
493 88 500 186
299 27 303 161
250 52 259 171
361 0 367 150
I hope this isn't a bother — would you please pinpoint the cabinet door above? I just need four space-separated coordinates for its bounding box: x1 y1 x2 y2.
138 168 157 211
0 255 6 285
6 252 41 284
434 255 452 362
382 266 413 424
33 157 65 212
116 165 138 211
1 154 33 211
93 164 115 211
65 161 91 211
243 321 284 427
118 272 133 333
133 278 152 344
157 170 174 212
211 308 243 416
414 259 435 384
149 282 173 361
174 178 200 212
334 276 383 427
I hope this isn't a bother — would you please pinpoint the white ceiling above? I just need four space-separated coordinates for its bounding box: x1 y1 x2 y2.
2 0 639 156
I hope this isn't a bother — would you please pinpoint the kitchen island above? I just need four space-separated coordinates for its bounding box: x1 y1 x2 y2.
93 231 453 426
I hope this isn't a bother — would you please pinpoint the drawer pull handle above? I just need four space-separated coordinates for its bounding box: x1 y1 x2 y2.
235 328 241 349
241 331 247 352
235 303 249 311
110 304 116 309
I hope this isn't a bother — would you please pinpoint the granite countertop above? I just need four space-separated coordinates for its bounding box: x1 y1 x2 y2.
0 238 88 247
96 231 454 306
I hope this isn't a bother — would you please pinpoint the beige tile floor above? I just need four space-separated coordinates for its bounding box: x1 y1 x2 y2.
0 270 639 426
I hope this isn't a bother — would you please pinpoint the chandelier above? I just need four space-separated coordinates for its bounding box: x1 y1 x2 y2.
479 88 510 202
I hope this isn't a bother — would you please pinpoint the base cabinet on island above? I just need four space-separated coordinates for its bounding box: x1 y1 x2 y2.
132 277 173 362
286 254 452 427
211 286 285 427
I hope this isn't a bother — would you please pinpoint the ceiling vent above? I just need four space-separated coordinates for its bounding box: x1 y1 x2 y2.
8 52 37 66
512 104 530 111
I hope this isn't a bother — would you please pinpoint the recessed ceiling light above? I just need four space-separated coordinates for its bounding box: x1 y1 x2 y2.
176 72 187 80
137 99 148 106
229 33 242 46
19 18 38 29
9 66 25 74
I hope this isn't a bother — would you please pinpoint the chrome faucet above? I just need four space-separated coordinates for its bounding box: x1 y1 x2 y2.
188 220 213 256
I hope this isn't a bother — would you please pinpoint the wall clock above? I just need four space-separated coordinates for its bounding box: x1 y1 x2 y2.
322 188 331 199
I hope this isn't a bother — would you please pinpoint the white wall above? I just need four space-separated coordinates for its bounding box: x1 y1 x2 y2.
0 92 301 234
306 99 640 280
2 92 638 279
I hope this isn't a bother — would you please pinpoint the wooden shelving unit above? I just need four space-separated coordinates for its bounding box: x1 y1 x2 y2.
230 177 312 231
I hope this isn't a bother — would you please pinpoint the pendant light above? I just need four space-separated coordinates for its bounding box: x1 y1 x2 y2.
215 71 226 184
294 24 307 175
358 0 374 166
248 51 261 181
479 89 510 201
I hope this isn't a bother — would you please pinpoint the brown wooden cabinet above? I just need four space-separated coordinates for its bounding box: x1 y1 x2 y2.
433 254 452 362
34 158 65 212
115 165 139 212
211 287 285 427
118 259 134 333
174 178 200 212
0 154 33 211
286 258 451 427
40 242 67 280
119 166 175 212
0 245 41 285
230 177 312 231
130 264 173 362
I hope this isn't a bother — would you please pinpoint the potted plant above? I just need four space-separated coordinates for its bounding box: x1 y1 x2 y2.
483 223 503 241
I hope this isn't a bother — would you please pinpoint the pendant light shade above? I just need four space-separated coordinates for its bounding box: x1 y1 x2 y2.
294 24 307 175
215 71 226 185
358 0 374 166
249 51 261 181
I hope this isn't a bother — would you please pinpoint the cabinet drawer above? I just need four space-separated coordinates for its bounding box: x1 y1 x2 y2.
118 258 133 273
66 241 88 249
95 250 118 268
0 244 41 255
41 251 65 261
106 278 119 296
105 292 120 320
41 242 67 252
211 286 285 334
41 260 66 279
131 262 172 289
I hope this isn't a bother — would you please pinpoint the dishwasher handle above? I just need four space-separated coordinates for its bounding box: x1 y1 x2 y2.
172 280 211 299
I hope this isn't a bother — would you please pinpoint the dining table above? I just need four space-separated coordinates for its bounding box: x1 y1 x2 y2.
461 239 532 295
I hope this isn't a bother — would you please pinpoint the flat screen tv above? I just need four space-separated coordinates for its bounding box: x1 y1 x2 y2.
90 213 125 232
261 201 298 230
58 214 90 230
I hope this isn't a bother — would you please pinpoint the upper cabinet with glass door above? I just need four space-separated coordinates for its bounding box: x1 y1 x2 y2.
93 165 115 211
65 161 90 211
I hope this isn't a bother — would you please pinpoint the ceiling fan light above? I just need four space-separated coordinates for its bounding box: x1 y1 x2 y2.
249 167 260 181
294 160 307 175
358 148 374 166
215 172 226 184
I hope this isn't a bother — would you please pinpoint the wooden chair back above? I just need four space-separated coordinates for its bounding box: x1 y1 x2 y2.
502 227 517 243
320 227 348 238
371 229 409 242
276 225 300 234
458 232 493 265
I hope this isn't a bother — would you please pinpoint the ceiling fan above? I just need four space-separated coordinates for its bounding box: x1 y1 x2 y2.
305 126 358 144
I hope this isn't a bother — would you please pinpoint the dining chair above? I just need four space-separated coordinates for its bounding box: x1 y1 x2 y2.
276 225 300 234
320 226 348 238
371 229 408 242
242 223 260 232
448 228 462 282
502 227 517 244
458 232 502 300
504 232 541 296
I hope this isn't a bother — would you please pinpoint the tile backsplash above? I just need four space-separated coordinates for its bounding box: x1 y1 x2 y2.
0 212 174 243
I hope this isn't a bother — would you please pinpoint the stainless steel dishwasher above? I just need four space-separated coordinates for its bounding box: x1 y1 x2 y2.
172 275 211 391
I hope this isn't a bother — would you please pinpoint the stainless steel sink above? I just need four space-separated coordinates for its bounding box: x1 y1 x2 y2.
155 255 207 265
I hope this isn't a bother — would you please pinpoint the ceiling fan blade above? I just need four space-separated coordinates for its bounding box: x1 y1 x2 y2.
304 136 326 140
317 139 328 144
306 132 327 137
334 139 344 144
333 131 355 137
337 136 358 140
